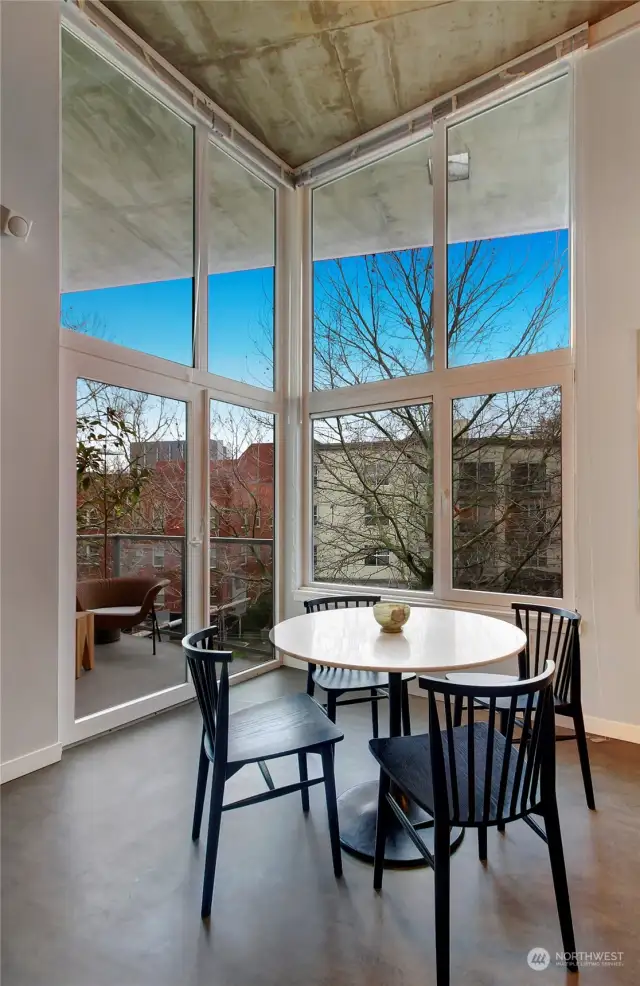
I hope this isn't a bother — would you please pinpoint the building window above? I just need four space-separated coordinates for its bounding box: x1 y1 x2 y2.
153 545 165 569
312 405 433 590
364 548 390 568
313 504 319 525
364 500 389 528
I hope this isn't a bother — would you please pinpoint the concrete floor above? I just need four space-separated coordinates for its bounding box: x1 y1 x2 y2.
75 634 267 719
3 668 640 986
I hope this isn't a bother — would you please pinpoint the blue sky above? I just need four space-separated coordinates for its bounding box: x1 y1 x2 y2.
62 229 567 387
61 267 274 386
313 229 569 385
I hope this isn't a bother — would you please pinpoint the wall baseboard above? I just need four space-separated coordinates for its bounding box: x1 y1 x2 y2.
1 742 62 784
581 716 640 745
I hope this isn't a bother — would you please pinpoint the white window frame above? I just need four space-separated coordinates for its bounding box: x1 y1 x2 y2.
59 14 286 745
299 68 576 615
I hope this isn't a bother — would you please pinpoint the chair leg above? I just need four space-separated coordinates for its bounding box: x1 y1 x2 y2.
370 689 379 739
192 734 209 842
434 816 452 986
401 682 412 736
326 692 337 723
298 752 310 813
497 708 509 832
543 798 578 971
572 707 596 810
151 608 157 656
201 766 226 920
453 696 463 727
373 769 391 891
306 663 316 697
320 745 342 877
478 825 487 862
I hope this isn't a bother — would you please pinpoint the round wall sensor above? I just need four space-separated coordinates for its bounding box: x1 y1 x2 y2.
7 214 30 238
1 208 33 240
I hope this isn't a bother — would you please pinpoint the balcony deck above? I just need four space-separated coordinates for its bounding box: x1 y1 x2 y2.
75 631 273 720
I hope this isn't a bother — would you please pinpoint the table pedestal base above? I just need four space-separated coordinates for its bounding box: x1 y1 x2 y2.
338 780 464 866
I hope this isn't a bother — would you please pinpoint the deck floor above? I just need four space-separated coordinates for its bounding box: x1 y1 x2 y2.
75 632 269 719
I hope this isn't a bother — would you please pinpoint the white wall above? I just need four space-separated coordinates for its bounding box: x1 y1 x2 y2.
574 27 640 739
1 1 61 779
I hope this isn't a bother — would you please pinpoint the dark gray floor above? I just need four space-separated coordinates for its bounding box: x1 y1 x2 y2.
4 668 640 986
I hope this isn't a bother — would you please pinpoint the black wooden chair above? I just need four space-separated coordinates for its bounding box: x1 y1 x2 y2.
183 627 344 919
304 596 414 736
443 603 595 811
370 663 578 986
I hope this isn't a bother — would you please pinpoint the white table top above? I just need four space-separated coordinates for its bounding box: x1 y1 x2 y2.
270 606 527 675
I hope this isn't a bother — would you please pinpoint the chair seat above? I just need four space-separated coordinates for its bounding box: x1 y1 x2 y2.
313 667 415 693
205 692 343 766
370 722 534 825
441 672 568 713
88 605 142 618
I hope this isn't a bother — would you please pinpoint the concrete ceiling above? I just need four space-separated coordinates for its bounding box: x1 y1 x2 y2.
62 29 275 291
106 0 633 167
314 73 569 260
63 0 627 293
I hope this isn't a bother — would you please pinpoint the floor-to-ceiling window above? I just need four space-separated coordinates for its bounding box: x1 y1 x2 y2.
308 74 572 605
60 25 281 740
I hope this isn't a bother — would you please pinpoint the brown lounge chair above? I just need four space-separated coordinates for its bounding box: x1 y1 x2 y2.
76 577 170 654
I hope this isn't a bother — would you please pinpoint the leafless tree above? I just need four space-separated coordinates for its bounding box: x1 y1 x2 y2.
76 380 186 588
313 237 566 596
209 402 274 634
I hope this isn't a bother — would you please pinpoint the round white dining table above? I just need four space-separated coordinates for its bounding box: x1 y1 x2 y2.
270 605 527 865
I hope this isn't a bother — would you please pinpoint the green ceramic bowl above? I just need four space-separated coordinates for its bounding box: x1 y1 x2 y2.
373 601 411 634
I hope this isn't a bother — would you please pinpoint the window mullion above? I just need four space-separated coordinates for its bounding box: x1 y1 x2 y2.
432 381 452 599
193 125 209 372
432 118 448 375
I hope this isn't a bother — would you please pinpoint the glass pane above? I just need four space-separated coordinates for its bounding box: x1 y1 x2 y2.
208 145 275 388
61 31 194 365
76 380 188 718
313 139 434 389
447 78 569 367
209 401 275 671
452 386 562 596
313 406 433 589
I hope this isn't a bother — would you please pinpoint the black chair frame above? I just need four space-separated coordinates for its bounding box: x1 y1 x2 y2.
304 595 412 737
183 627 343 919
449 603 595 811
371 663 578 986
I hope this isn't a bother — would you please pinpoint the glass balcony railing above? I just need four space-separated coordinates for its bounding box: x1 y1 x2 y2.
76 533 275 666
210 536 274 665
77 533 186 638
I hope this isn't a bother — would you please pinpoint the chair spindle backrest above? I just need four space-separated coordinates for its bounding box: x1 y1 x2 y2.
512 602 580 705
182 627 233 766
304 595 381 614
303 597 380 674
423 663 556 827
